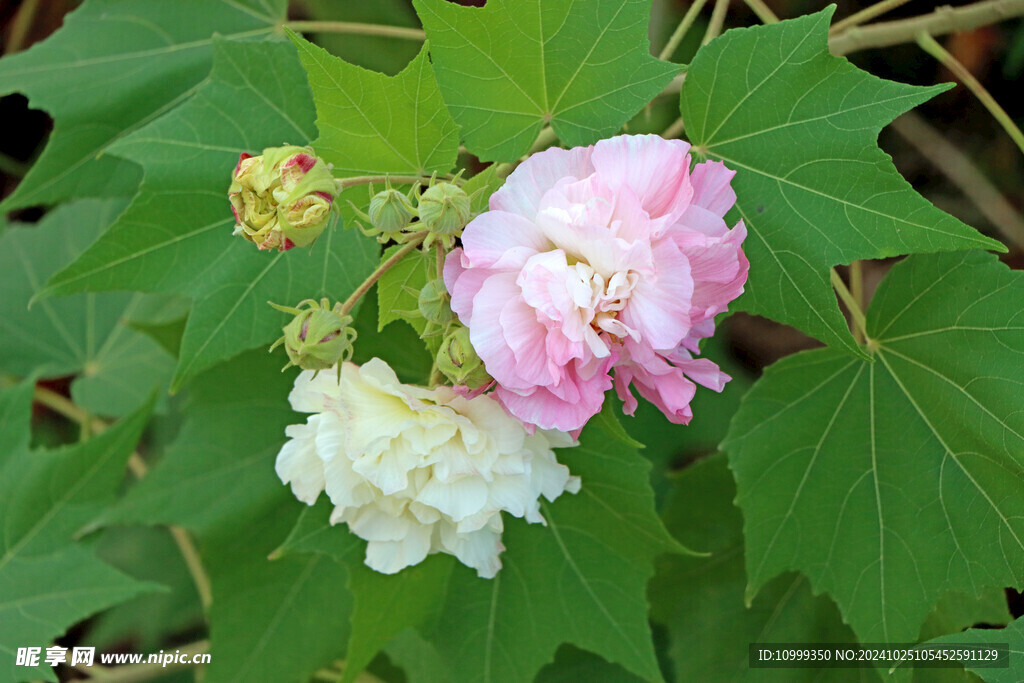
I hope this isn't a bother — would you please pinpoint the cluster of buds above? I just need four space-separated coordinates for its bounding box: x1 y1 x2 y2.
269 298 357 376
229 146 339 251
351 175 474 249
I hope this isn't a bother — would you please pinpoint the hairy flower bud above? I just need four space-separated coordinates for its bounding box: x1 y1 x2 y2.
418 182 471 239
229 145 338 251
270 298 356 373
417 278 454 328
437 326 490 388
368 185 417 235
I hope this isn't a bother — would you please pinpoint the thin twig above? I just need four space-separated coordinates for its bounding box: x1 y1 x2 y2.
658 0 711 60
283 21 425 41
849 260 865 329
829 0 913 35
4 0 41 54
662 117 685 139
339 232 427 316
891 111 1024 250
916 31 1024 157
830 0 1024 55
831 268 869 343
31 386 214 613
0 151 28 177
744 0 780 24
702 0 731 45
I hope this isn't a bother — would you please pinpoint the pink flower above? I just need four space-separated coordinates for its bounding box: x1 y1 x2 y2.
445 134 748 432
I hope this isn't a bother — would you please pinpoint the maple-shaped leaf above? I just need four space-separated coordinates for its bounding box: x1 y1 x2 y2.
413 0 679 162
724 250 1024 646
287 32 460 177
680 9 1003 355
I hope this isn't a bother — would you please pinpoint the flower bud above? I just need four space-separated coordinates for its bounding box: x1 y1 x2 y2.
437 326 490 388
229 146 338 251
270 298 356 374
418 279 454 328
368 185 417 235
418 182 471 238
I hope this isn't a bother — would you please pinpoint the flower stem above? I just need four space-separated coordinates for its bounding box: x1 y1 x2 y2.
340 232 428 316
31 386 214 613
916 31 1024 157
283 21 426 41
744 0 779 24
831 268 868 344
830 0 1024 55
702 0 730 45
658 0 711 61
829 0 912 35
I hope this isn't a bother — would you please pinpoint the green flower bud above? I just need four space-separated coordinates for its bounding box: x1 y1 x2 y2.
418 182 471 238
229 145 338 251
368 185 417 235
269 298 356 374
437 327 490 388
418 279 454 327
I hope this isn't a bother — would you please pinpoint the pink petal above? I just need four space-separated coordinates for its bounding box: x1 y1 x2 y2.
491 145 595 219
689 160 737 217
460 210 551 270
590 134 694 221
620 239 693 350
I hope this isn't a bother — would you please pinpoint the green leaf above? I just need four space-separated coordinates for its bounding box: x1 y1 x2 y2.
105 350 354 682
423 418 679 682
0 0 285 210
0 200 175 417
288 33 460 177
39 39 378 390
0 385 157 682
680 9 1004 355
201 505 351 683
723 250 1024 645
925 615 1024 683
651 454 869 683
343 553 453 683
413 0 679 161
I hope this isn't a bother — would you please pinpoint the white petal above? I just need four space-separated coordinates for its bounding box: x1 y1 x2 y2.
275 421 325 504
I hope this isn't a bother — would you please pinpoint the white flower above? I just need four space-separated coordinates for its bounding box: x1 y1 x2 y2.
276 358 580 578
